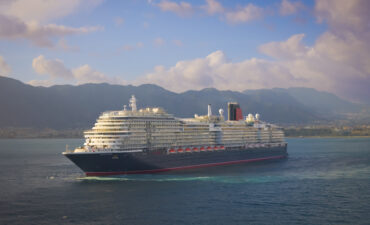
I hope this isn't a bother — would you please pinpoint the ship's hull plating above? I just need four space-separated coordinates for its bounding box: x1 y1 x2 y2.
64 146 287 176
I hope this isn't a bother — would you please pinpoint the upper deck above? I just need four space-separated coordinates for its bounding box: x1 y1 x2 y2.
100 107 174 119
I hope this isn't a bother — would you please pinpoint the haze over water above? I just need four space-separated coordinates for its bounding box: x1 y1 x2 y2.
0 138 369 224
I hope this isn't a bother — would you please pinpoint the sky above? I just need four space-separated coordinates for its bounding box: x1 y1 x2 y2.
0 0 369 103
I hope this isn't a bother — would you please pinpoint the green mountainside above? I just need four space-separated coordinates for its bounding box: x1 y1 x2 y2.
0 76 367 130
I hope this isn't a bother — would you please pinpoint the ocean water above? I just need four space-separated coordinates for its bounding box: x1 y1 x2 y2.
0 138 369 225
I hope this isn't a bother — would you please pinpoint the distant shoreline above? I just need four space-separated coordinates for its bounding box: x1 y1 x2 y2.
1 127 369 139
1 135 369 139
287 136 370 138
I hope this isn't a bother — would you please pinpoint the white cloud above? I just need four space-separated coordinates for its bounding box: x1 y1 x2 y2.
224 4 264 24
0 55 11 76
3 0 80 23
201 0 264 24
1 0 104 22
135 50 304 93
155 0 193 17
315 0 370 34
136 28 369 101
142 22 150 29
55 38 80 52
122 45 135 51
259 34 308 59
31 55 125 85
27 22 101 47
26 0 370 103
32 55 74 79
72 64 123 84
154 37 165 47
279 0 305 16
136 42 144 48
122 42 144 52
27 79 55 87
0 0 103 47
134 0 370 103
114 17 124 26
202 0 224 15
173 39 183 47
151 0 265 24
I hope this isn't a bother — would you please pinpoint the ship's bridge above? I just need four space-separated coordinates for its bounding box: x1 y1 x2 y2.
100 107 173 119
97 95 173 119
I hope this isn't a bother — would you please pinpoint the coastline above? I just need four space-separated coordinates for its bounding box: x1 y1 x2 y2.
1 135 369 139
1 127 369 139
287 136 370 139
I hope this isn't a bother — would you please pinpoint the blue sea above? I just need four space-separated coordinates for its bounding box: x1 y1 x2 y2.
0 138 369 225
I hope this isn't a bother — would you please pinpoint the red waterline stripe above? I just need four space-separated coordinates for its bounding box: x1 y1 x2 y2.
85 155 286 176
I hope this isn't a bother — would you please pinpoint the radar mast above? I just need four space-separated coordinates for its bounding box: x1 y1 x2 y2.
129 95 137 111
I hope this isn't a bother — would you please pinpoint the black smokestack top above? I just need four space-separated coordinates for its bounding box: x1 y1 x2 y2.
228 102 240 121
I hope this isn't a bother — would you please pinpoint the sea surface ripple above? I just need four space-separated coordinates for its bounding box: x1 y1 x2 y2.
0 138 369 225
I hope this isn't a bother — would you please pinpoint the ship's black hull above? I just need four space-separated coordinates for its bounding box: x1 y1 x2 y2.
64 146 287 176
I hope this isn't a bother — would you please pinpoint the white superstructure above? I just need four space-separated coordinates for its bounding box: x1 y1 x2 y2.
78 95 285 152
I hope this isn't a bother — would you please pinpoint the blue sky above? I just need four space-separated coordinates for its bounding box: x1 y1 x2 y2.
0 0 369 103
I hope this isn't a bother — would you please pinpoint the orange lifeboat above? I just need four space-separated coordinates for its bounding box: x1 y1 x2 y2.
169 149 175 153
177 148 184 153
185 148 191 152
192 147 199 151
207 146 213 150
220 146 225 150
200 147 205 151
214 146 219 150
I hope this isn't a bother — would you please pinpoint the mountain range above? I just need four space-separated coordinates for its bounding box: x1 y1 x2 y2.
0 76 367 129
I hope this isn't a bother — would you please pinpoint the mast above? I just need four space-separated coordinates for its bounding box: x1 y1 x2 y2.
208 104 212 117
129 95 137 111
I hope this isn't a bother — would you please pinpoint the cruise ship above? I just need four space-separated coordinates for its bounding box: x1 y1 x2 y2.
63 95 287 176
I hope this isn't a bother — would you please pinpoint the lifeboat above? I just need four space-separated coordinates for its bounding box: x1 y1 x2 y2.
220 146 225 150
185 148 191 152
207 146 213 151
214 146 219 150
192 147 199 151
169 149 175 153
177 148 184 153
200 147 205 151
